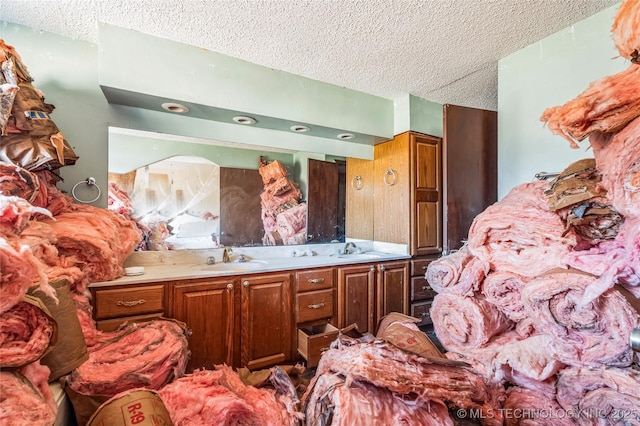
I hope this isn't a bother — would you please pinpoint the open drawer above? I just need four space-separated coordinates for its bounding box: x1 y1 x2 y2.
297 323 339 368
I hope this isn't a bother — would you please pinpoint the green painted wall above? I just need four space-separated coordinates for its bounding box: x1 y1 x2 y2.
393 94 443 137
497 2 625 198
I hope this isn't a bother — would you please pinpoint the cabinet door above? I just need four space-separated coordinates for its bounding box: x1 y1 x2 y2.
337 264 375 334
412 134 442 255
373 134 411 245
171 278 236 371
241 272 293 370
375 261 409 325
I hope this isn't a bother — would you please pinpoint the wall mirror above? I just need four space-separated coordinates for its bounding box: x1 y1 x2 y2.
108 128 346 250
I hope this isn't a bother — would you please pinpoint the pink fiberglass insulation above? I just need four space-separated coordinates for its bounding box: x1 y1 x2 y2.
589 115 640 220
158 365 301 426
304 372 455 426
540 65 640 147
0 194 51 235
107 181 134 218
64 319 189 397
42 203 142 283
480 271 530 322
426 245 489 296
304 335 505 425
563 217 640 304
556 367 640 425
0 300 56 368
443 331 564 392
612 0 640 62
467 181 576 278
430 292 512 352
276 202 307 243
0 236 52 314
520 270 638 368
0 162 48 208
503 387 575 426
0 367 56 426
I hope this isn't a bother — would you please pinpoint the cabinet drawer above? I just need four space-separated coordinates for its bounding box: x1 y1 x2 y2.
411 277 437 301
96 313 164 332
296 268 334 292
411 257 436 277
297 323 339 368
296 289 334 323
93 285 164 320
411 300 433 327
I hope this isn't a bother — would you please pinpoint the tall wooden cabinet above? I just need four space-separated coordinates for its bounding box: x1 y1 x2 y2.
372 131 442 256
443 104 497 252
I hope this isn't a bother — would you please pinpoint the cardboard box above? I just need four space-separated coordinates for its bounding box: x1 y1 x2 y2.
376 312 444 359
297 323 339 368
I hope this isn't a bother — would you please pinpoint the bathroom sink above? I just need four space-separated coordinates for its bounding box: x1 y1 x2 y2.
194 260 268 272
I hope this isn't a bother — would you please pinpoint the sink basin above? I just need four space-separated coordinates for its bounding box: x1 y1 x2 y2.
194 260 268 272
337 253 382 261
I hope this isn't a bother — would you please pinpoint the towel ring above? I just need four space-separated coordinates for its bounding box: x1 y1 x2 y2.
351 175 363 190
72 177 101 203
383 169 397 186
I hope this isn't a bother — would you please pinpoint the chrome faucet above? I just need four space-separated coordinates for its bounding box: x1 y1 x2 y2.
344 242 358 255
222 247 233 263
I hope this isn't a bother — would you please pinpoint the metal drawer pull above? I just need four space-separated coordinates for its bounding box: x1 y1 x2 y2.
308 278 325 284
307 303 325 309
422 285 432 290
116 299 145 307
422 265 429 270
421 312 429 317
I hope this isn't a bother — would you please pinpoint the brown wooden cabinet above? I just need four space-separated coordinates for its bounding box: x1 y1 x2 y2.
295 267 336 324
337 260 409 334
240 272 293 370
170 277 237 371
337 263 376 334
367 131 442 256
375 260 410 325
409 257 438 330
91 283 166 331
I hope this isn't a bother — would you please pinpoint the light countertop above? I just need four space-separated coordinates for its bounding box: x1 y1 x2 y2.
90 242 411 288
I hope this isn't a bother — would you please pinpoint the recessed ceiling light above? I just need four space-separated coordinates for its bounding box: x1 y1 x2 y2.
290 125 311 133
161 102 189 113
337 133 356 140
232 115 257 125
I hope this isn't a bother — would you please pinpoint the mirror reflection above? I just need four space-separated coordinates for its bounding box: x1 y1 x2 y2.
107 130 346 250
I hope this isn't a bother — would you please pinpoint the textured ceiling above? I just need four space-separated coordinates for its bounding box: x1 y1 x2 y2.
1 0 619 111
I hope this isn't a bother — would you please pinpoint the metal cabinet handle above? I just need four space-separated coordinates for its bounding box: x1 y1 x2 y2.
243 280 249 287
422 285 432 291
422 265 429 270
116 299 145 307
380 265 385 271
226 283 234 290
308 278 325 284
307 303 325 309
421 312 429 317
370 266 375 272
